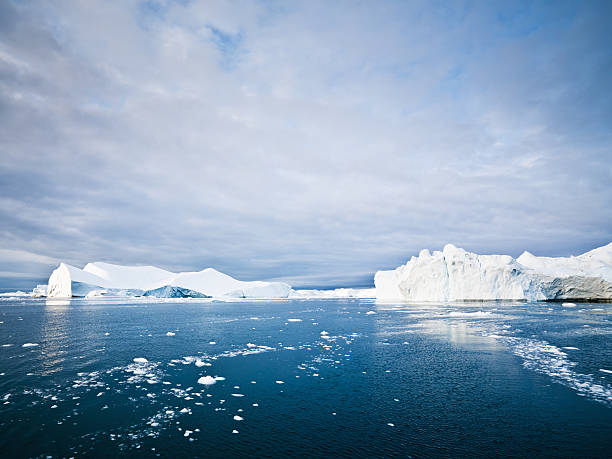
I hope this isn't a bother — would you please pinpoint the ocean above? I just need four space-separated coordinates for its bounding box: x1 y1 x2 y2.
1 297 611 457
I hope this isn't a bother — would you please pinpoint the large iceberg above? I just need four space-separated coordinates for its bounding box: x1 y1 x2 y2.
375 243 612 302
47 261 291 299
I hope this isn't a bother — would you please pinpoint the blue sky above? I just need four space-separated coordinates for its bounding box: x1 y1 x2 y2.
0 0 611 288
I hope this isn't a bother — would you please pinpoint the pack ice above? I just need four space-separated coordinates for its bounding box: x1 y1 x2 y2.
46 262 291 298
374 243 612 301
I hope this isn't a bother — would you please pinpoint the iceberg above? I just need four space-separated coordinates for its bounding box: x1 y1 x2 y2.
375 243 612 302
143 286 210 298
46 262 291 299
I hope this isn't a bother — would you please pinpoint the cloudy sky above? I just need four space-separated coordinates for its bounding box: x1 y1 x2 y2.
1 0 611 288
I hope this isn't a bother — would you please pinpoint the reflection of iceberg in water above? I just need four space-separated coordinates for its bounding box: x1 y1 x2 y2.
39 299 71 376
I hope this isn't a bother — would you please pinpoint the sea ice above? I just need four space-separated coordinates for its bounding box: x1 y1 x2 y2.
233 415 243 421
166 332 176 336
197 376 216 385
133 357 148 364
22 343 39 348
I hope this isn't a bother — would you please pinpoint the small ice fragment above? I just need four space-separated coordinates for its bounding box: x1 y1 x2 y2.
600 369 612 374
387 423 395 427
332 412 336 415
22 343 39 348
232 430 239 434
287 318 302 322
252 403 259 407
133 357 148 363
209 341 216 345
194 359 207 367
233 415 243 421
563 347 579 350
275 380 284 384
166 332 176 336
51 404 58 409
151 422 159 427
246 343 256 348
180 408 189 413
197 376 217 385
104 332 110 336
184 430 192 437
320 331 328 335
250 381 256 384
214 376 225 381
97 392 104 397
365 311 376 315
562 302 577 307
231 394 244 397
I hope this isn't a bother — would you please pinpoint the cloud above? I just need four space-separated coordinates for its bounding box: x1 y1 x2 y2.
0 0 611 287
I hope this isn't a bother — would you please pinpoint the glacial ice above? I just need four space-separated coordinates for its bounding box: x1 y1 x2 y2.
46 262 291 299
375 243 612 301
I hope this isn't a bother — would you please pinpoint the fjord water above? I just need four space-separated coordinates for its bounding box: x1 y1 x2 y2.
1 298 611 458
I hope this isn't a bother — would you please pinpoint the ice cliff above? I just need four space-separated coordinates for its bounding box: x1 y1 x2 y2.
374 243 612 301
47 262 291 299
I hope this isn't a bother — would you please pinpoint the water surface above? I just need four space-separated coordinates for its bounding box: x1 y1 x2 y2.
1 298 611 457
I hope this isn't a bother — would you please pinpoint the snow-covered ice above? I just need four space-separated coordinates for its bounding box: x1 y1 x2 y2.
46 261 291 298
375 243 612 301
197 376 217 385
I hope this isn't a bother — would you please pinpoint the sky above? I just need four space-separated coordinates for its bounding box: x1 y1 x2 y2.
0 0 611 289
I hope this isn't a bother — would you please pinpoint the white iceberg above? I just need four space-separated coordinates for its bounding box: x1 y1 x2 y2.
375 243 612 302
46 261 291 298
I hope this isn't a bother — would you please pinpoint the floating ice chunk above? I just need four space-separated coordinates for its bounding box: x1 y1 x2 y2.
320 331 328 335
562 303 577 307
194 359 209 367
51 404 58 409
365 311 376 315
166 332 176 336
180 408 190 413
231 394 244 397
287 318 302 322
600 369 612 374
197 376 217 385
563 347 579 350
246 343 256 348
275 380 284 384
2 344 13 347
22 343 39 348
133 357 148 363
209 341 216 345
184 430 192 437
232 430 239 434
233 415 243 421
387 423 395 427
252 403 259 407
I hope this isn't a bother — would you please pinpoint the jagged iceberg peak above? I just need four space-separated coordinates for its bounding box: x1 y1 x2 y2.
375 243 612 302
47 261 291 299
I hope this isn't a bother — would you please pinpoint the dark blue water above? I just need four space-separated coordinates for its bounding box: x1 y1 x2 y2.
1 298 611 458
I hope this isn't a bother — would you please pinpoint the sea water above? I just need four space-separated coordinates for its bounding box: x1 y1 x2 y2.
0 298 611 457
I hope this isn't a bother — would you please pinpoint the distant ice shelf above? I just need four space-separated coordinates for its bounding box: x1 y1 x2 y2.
46 262 292 299
375 243 612 302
